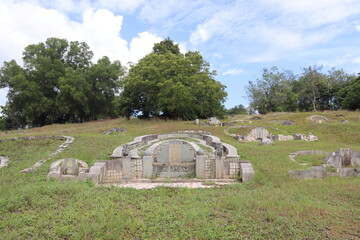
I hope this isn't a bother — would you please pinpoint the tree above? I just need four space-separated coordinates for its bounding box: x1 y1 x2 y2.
339 75 360 110
118 38 227 120
0 37 124 128
246 67 297 114
227 104 248 115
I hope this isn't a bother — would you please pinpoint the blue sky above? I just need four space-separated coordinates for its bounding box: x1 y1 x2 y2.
1 0 360 109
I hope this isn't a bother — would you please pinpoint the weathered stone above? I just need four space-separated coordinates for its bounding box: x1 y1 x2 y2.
288 150 329 165
240 162 255 182
338 168 360 178
48 158 89 181
243 127 271 142
282 120 294 125
341 120 349 123
306 115 330 123
194 119 200 125
208 117 221 125
288 166 327 179
61 158 79 175
260 138 274 146
0 156 9 168
307 134 318 142
275 134 295 141
102 127 126 135
196 154 206 178
325 148 360 168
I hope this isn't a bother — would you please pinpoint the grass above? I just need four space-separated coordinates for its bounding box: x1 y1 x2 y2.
0 111 360 239
296 154 328 166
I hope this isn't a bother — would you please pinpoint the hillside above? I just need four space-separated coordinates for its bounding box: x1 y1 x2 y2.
0 111 359 239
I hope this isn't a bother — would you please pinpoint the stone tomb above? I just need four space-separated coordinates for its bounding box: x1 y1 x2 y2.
47 158 89 181
76 131 254 185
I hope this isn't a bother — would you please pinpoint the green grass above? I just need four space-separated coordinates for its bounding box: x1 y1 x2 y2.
1 111 360 239
295 154 328 166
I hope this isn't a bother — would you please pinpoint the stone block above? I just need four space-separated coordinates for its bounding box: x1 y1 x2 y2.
288 166 327 179
121 157 132 179
260 138 274 146
215 157 224 178
240 162 255 182
196 155 206 178
60 158 79 175
142 155 153 178
339 168 360 178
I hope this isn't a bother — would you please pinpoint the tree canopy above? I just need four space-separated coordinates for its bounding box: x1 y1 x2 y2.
0 37 124 128
247 66 356 114
118 39 227 120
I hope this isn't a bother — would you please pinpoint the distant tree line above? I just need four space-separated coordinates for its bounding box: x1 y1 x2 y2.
246 66 359 114
0 37 227 130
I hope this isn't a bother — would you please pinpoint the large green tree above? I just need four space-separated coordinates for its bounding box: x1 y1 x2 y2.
118 39 227 120
246 67 297 114
0 38 124 128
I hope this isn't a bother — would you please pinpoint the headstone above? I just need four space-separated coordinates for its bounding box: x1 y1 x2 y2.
60 158 79 175
324 148 357 168
208 117 221 125
194 119 200 125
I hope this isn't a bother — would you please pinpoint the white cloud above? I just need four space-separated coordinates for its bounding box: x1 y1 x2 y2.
128 32 162 63
356 25 360 31
189 0 360 62
222 68 245 76
0 1 161 66
96 0 145 13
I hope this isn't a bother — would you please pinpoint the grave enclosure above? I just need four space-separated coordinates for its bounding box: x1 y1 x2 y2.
48 131 255 184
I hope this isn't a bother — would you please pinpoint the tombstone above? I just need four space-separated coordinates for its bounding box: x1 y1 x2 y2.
60 158 79 175
194 119 200 125
246 127 270 141
208 117 221 125
325 148 354 168
154 140 196 177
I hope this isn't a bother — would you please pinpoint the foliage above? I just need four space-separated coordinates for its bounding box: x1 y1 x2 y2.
226 104 248 115
0 38 124 128
247 67 297 114
247 66 356 113
339 75 360 110
118 38 227 120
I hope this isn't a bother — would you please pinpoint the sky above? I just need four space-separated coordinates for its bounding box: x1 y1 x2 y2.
1 0 360 109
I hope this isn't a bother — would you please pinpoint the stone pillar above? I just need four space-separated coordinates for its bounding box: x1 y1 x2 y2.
121 157 131 179
196 155 206 178
240 162 255 182
142 153 154 178
215 157 224 179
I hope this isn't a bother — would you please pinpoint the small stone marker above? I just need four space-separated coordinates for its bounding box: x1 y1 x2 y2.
208 117 221 125
61 158 79 175
194 119 200 125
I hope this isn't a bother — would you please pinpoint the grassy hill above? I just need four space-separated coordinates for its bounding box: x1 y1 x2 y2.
0 111 359 239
